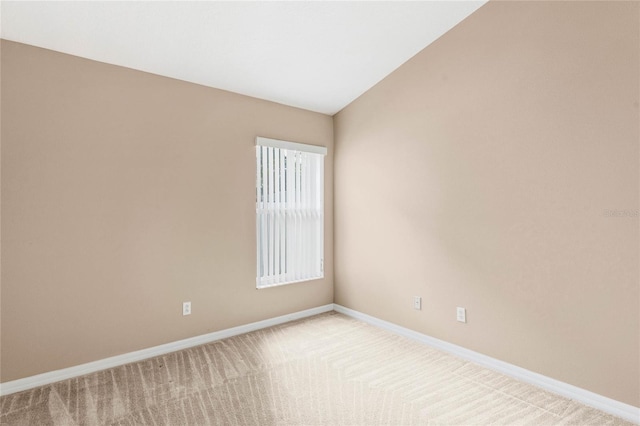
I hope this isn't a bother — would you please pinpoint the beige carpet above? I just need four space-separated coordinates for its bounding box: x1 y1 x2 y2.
0 312 634 425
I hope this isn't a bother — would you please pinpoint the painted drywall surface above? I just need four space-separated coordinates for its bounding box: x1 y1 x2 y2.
0 40 334 382
334 1 639 406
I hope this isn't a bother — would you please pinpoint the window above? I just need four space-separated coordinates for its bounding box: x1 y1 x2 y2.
256 137 326 288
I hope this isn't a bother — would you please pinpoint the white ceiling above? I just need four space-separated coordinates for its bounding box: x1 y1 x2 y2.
1 1 486 115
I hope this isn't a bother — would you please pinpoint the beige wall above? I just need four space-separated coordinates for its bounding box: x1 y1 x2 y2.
2 0 639 409
334 1 639 407
0 40 333 382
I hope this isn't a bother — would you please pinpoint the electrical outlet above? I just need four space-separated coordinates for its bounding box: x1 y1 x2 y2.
413 296 422 310
456 307 466 323
183 301 191 316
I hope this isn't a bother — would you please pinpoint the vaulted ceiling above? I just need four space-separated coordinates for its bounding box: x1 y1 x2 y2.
1 1 487 115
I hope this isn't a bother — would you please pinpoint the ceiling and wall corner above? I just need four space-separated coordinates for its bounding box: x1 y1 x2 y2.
0 0 489 385
0 1 487 115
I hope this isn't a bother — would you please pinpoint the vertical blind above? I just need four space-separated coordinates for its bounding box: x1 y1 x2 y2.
256 137 326 288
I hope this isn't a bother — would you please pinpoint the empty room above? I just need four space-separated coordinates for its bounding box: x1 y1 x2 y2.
1 1 638 425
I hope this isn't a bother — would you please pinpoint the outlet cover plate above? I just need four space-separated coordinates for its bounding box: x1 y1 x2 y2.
456 307 466 323
413 296 422 310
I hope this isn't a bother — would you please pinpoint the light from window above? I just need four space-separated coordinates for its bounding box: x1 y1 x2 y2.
256 137 326 288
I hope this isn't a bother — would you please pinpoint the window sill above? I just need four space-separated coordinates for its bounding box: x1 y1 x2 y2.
256 275 324 289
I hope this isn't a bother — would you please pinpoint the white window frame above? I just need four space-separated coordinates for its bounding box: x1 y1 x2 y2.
255 137 326 289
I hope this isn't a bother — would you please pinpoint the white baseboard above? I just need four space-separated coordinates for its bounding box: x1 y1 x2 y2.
3 303 638 424
0 304 334 397
333 304 640 425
